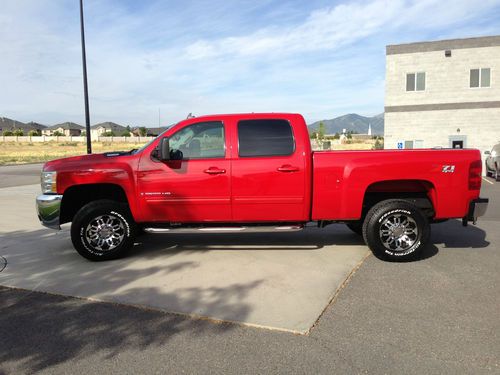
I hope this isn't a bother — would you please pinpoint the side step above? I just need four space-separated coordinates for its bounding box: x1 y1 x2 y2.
143 225 304 234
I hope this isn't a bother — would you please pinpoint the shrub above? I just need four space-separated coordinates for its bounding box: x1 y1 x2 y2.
3 131 14 136
53 131 64 136
101 131 115 137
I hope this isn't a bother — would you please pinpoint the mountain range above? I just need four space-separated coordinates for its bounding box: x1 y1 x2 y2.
2 113 385 136
308 113 384 136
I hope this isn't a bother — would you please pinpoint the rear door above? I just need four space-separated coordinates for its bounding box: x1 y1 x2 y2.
230 118 307 222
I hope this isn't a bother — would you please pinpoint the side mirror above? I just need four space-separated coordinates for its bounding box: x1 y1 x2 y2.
158 138 170 161
170 149 183 160
484 151 491 155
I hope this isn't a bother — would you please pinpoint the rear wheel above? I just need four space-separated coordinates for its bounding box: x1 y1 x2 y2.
495 164 500 181
71 200 137 261
362 199 430 261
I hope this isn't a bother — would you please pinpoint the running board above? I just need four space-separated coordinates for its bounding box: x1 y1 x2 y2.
143 225 304 234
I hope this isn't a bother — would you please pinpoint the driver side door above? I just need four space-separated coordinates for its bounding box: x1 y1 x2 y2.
137 120 231 223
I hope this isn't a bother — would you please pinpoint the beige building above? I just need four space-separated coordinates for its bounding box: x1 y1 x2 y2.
42 122 83 136
385 35 500 161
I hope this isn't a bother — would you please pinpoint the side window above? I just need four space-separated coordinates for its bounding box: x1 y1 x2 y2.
169 121 225 159
238 119 295 157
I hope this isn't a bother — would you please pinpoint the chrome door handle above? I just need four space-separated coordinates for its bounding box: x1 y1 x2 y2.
204 167 226 175
277 165 299 172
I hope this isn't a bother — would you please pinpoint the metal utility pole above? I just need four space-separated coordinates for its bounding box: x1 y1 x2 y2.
79 0 92 154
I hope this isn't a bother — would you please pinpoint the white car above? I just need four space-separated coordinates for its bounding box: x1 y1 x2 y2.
485 143 500 181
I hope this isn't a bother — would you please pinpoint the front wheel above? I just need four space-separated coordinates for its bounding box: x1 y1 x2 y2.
362 200 430 261
71 200 137 261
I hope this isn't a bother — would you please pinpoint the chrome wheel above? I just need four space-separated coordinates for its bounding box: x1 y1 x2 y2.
379 213 418 252
85 214 125 251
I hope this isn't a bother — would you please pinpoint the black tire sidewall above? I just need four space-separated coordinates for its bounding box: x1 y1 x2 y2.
364 201 430 261
71 201 136 261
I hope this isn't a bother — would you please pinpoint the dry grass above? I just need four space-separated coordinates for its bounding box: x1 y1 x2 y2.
0 142 148 165
1 139 382 165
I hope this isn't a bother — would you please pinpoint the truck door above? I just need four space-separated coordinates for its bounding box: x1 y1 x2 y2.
230 118 307 222
137 120 231 222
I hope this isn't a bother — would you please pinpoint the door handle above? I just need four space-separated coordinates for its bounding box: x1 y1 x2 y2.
277 165 299 172
204 167 226 175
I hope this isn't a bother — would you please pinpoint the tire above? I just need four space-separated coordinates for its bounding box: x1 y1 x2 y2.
495 165 500 182
346 221 363 236
71 200 137 261
485 163 492 177
362 199 430 262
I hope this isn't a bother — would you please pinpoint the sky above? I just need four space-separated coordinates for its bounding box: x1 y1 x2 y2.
1 0 500 126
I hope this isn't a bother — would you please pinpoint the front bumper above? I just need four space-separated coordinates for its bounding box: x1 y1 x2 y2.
464 198 489 225
36 194 63 230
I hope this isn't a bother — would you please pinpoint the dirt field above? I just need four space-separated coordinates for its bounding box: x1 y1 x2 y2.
0 139 380 165
0 142 147 165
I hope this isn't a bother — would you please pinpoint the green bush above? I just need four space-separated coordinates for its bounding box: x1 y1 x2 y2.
101 131 115 137
14 129 24 136
3 131 14 136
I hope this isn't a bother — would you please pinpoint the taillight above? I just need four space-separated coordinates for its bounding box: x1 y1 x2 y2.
468 160 482 190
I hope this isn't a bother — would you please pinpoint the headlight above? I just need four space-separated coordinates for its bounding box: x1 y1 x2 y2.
41 171 57 194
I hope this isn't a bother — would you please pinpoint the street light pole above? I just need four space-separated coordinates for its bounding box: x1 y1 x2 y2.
79 0 92 154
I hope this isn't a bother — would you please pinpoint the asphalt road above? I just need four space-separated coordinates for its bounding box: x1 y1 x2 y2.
0 171 499 374
0 163 43 188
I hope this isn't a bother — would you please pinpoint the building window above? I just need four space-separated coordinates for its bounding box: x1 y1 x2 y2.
470 68 490 88
406 72 425 91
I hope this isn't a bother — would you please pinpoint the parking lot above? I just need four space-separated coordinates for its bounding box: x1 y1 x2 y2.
0 164 499 374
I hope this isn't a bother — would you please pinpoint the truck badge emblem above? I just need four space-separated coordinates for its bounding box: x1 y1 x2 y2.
442 165 455 173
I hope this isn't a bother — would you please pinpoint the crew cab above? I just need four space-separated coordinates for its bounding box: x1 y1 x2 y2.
36 113 488 261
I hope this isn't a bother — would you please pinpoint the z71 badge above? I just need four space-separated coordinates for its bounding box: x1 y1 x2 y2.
442 165 455 173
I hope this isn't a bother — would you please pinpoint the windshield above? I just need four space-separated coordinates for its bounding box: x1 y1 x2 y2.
131 125 174 154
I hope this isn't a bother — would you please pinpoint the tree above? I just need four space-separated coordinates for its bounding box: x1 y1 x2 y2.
309 132 317 139
3 131 14 136
81 130 86 136
138 127 147 137
373 139 384 150
101 131 115 137
121 130 131 137
53 131 64 136
14 129 24 136
28 130 41 136
318 121 325 140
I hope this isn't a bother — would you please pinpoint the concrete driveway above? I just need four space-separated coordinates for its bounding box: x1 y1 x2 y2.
0 183 368 334
1 168 499 374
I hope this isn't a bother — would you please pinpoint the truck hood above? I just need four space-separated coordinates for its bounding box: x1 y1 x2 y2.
42 151 135 171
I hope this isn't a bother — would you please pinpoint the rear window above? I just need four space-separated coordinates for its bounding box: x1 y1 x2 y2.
238 119 295 157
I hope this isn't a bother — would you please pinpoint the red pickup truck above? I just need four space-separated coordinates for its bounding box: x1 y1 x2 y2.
36 113 488 261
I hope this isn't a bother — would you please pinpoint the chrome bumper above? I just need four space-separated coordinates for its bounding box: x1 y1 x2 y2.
465 198 489 225
36 194 63 230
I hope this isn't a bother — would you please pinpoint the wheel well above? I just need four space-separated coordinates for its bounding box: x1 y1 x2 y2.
60 184 129 224
362 180 436 219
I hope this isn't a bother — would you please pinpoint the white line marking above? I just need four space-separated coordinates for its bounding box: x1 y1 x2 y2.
482 177 494 185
